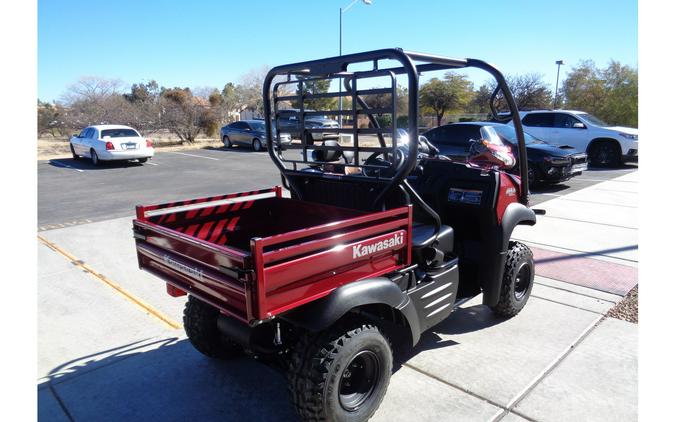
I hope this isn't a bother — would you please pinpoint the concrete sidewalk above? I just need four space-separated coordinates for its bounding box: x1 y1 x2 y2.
37 171 638 422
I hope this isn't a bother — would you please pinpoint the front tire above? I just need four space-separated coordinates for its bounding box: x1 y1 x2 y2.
183 295 242 359
491 241 535 318
288 322 392 422
252 138 263 152
589 141 620 167
222 135 232 148
70 144 79 160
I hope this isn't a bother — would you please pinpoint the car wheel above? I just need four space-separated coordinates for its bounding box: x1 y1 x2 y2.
222 136 232 148
138 158 148 163
252 138 263 152
527 163 540 188
90 149 100 166
70 143 79 160
589 141 620 167
183 295 243 359
490 241 535 318
288 322 392 422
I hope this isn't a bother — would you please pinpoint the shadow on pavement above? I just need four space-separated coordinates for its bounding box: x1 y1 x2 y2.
48 158 146 171
204 146 266 154
39 337 297 422
585 163 638 172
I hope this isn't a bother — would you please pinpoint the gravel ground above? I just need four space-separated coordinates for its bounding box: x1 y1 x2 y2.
607 285 638 323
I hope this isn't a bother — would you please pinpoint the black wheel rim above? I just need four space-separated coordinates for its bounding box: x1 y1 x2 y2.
514 263 532 301
596 145 610 164
338 350 380 412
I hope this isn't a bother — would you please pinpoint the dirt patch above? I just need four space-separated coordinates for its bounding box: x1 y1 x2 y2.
37 136 224 161
607 285 638 323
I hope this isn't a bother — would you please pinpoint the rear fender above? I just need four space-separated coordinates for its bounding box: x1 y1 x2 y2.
280 277 422 346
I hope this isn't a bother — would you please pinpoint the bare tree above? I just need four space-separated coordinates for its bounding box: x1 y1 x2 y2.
160 88 217 143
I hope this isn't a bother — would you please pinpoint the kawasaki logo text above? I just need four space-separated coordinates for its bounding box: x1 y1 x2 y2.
353 232 404 259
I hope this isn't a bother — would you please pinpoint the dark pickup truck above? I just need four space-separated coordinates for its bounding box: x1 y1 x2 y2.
276 108 339 142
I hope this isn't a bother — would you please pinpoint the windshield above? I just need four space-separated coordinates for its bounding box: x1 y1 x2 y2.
576 113 608 127
492 124 542 145
100 128 140 138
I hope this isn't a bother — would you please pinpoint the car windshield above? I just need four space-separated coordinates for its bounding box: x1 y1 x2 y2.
492 125 543 145
576 113 608 127
249 121 265 131
100 128 140 138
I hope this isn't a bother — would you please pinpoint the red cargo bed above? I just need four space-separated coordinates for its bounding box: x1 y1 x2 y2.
133 187 412 324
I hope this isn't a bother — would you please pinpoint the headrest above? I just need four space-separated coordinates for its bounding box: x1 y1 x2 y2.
312 140 343 162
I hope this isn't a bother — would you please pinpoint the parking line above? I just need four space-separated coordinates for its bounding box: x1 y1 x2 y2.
144 161 159 166
170 151 219 160
38 235 182 330
50 161 84 173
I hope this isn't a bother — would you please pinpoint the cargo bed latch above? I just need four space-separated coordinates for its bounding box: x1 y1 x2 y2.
219 265 253 281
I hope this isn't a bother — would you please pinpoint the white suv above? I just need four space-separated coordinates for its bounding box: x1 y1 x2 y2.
513 110 638 167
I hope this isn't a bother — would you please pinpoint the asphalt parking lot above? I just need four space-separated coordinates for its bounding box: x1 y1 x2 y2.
38 147 637 229
37 147 638 422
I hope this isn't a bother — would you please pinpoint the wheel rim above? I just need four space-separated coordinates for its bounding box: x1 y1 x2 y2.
514 263 532 301
596 144 611 164
527 166 535 182
253 140 261 151
338 350 380 412
223 137 230 147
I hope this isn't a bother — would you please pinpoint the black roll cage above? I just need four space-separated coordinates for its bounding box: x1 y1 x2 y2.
262 48 529 238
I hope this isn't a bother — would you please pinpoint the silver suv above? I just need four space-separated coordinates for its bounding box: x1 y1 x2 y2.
514 110 638 167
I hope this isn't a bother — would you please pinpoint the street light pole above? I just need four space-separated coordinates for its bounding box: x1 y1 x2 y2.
338 0 372 127
554 60 564 109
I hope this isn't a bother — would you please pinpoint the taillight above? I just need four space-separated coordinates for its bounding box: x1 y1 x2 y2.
105 141 114 150
146 139 153 148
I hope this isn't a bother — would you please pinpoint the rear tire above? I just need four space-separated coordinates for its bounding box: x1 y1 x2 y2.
183 295 242 359
222 135 232 148
491 241 534 318
70 144 79 160
589 141 620 167
252 138 263 152
90 149 100 166
288 322 392 422
138 157 148 163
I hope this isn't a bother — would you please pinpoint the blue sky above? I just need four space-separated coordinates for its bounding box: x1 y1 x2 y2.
38 0 637 102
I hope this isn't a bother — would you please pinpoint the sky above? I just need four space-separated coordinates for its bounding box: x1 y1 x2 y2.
38 0 637 103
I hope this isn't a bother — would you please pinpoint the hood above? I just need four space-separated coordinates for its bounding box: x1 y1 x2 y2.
606 126 638 135
525 143 581 157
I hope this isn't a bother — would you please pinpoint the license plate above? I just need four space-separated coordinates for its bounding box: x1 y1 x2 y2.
123 143 137 150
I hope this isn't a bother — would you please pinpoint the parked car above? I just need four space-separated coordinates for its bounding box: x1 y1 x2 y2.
423 122 587 185
220 120 291 151
277 109 339 143
69 125 154 166
513 110 637 167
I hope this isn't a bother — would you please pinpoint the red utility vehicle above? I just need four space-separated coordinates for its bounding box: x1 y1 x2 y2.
133 49 538 422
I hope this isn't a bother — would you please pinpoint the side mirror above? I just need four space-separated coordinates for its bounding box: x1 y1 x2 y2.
72 134 78 138
572 122 586 129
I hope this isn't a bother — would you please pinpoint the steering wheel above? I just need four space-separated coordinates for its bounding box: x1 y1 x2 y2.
363 148 406 178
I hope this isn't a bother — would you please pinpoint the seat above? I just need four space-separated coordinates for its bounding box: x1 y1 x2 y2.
412 223 454 269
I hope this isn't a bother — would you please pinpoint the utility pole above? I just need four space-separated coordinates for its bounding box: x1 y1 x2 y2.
554 60 564 109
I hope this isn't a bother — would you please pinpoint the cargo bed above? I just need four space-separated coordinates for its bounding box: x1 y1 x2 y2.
133 187 412 323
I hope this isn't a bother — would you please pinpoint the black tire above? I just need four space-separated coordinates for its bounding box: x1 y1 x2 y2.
138 157 148 163
70 143 79 160
589 141 620 167
222 135 232 148
527 163 540 188
288 322 392 422
491 241 535 318
252 138 263 152
90 149 100 166
183 295 242 359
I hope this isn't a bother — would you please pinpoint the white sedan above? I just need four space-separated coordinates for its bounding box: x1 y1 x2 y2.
70 125 154 165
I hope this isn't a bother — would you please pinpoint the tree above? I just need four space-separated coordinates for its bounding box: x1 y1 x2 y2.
160 87 216 143
420 73 473 126
562 60 637 127
479 73 553 115
292 78 337 111
38 100 68 136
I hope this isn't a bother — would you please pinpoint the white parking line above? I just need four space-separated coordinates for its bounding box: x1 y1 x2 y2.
144 161 159 166
169 151 219 160
50 161 84 173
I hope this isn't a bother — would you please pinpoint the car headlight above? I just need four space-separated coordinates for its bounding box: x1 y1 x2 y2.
619 132 638 140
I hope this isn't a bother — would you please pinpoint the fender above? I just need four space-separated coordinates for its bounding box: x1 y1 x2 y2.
280 277 422 346
482 202 536 306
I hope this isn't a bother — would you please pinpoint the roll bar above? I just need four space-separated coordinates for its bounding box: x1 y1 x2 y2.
262 49 529 240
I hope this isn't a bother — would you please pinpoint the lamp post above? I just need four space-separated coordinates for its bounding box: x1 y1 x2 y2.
338 0 372 126
554 60 564 109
